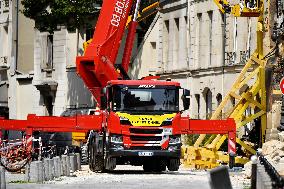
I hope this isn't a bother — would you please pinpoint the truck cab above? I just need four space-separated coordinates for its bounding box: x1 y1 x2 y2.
89 79 189 172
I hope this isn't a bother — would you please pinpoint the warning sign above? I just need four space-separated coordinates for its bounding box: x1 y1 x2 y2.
280 77 284 95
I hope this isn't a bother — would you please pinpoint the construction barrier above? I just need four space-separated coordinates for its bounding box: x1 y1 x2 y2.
25 154 80 183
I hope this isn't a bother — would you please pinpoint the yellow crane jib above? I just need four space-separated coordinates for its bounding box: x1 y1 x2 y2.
214 0 262 17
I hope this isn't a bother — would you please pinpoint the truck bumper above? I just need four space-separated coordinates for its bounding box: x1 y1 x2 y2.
109 148 181 158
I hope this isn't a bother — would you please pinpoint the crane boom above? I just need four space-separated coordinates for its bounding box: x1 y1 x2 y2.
76 0 135 104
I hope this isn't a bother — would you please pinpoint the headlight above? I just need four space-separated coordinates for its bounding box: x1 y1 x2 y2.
119 116 132 125
161 117 173 126
169 136 181 144
110 135 123 143
163 128 173 135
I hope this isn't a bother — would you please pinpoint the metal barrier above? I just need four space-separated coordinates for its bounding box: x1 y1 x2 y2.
259 155 284 189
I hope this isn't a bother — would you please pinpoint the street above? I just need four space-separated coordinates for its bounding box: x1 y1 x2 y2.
6 165 250 189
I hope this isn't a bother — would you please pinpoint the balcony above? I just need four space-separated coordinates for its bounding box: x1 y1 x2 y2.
0 56 8 69
0 0 9 13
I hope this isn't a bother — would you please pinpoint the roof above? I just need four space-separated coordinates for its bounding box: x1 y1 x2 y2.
108 80 180 87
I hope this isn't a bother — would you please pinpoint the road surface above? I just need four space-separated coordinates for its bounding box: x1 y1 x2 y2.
6 165 249 189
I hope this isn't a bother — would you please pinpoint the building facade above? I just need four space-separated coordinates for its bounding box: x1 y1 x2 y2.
0 0 99 119
0 0 35 119
32 26 97 116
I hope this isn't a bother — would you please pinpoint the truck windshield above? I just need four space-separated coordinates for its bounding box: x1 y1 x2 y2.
112 86 179 113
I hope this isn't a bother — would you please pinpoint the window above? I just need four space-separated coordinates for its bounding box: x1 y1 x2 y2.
41 34 53 72
163 20 170 69
216 93 222 118
150 42 157 64
197 13 202 66
204 88 212 119
164 20 169 32
195 94 200 119
208 11 213 66
112 86 179 112
173 18 180 68
184 16 188 24
47 35 53 70
4 0 9 7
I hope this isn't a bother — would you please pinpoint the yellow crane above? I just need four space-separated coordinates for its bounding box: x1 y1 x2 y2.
183 0 270 168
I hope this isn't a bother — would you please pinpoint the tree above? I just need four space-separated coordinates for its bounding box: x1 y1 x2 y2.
21 0 102 32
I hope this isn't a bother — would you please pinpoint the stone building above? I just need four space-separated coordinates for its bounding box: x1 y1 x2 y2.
0 0 98 119
0 0 35 119
130 0 258 119
32 27 95 116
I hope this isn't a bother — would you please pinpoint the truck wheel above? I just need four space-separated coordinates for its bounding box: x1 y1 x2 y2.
143 162 152 172
154 160 167 172
105 157 116 171
167 158 180 171
88 135 105 172
88 138 95 171
93 155 105 172
151 159 166 172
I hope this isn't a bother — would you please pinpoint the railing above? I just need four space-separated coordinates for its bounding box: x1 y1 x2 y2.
0 56 8 68
259 155 284 189
0 0 9 12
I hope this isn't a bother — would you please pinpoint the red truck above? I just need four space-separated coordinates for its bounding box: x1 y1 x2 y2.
0 0 236 172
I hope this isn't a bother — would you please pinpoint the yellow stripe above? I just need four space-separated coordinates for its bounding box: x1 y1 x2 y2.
116 112 176 126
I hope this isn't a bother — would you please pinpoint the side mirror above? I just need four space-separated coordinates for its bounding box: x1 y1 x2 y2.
101 87 107 110
183 89 190 96
101 95 107 110
102 87 107 95
182 89 190 110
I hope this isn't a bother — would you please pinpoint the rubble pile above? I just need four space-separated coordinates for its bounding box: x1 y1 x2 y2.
262 139 284 176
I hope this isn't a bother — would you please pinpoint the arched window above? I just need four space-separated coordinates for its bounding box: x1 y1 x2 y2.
216 93 222 118
203 88 212 119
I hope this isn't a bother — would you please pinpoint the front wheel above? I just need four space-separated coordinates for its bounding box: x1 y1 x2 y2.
88 134 105 172
167 158 180 171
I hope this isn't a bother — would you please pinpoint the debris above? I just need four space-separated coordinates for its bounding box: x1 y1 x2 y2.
243 161 252 178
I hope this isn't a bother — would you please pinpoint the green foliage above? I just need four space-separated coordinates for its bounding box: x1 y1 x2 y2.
21 0 102 32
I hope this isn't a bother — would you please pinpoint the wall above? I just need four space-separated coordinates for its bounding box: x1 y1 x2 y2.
17 2 35 73
16 77 37 119
33 27 94 116
0 0 35 118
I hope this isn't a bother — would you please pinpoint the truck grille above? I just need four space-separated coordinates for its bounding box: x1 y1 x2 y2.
130 136 162 141
129 128 162 134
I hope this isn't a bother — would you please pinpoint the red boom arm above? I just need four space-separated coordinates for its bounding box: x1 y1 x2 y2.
76 0 135 105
